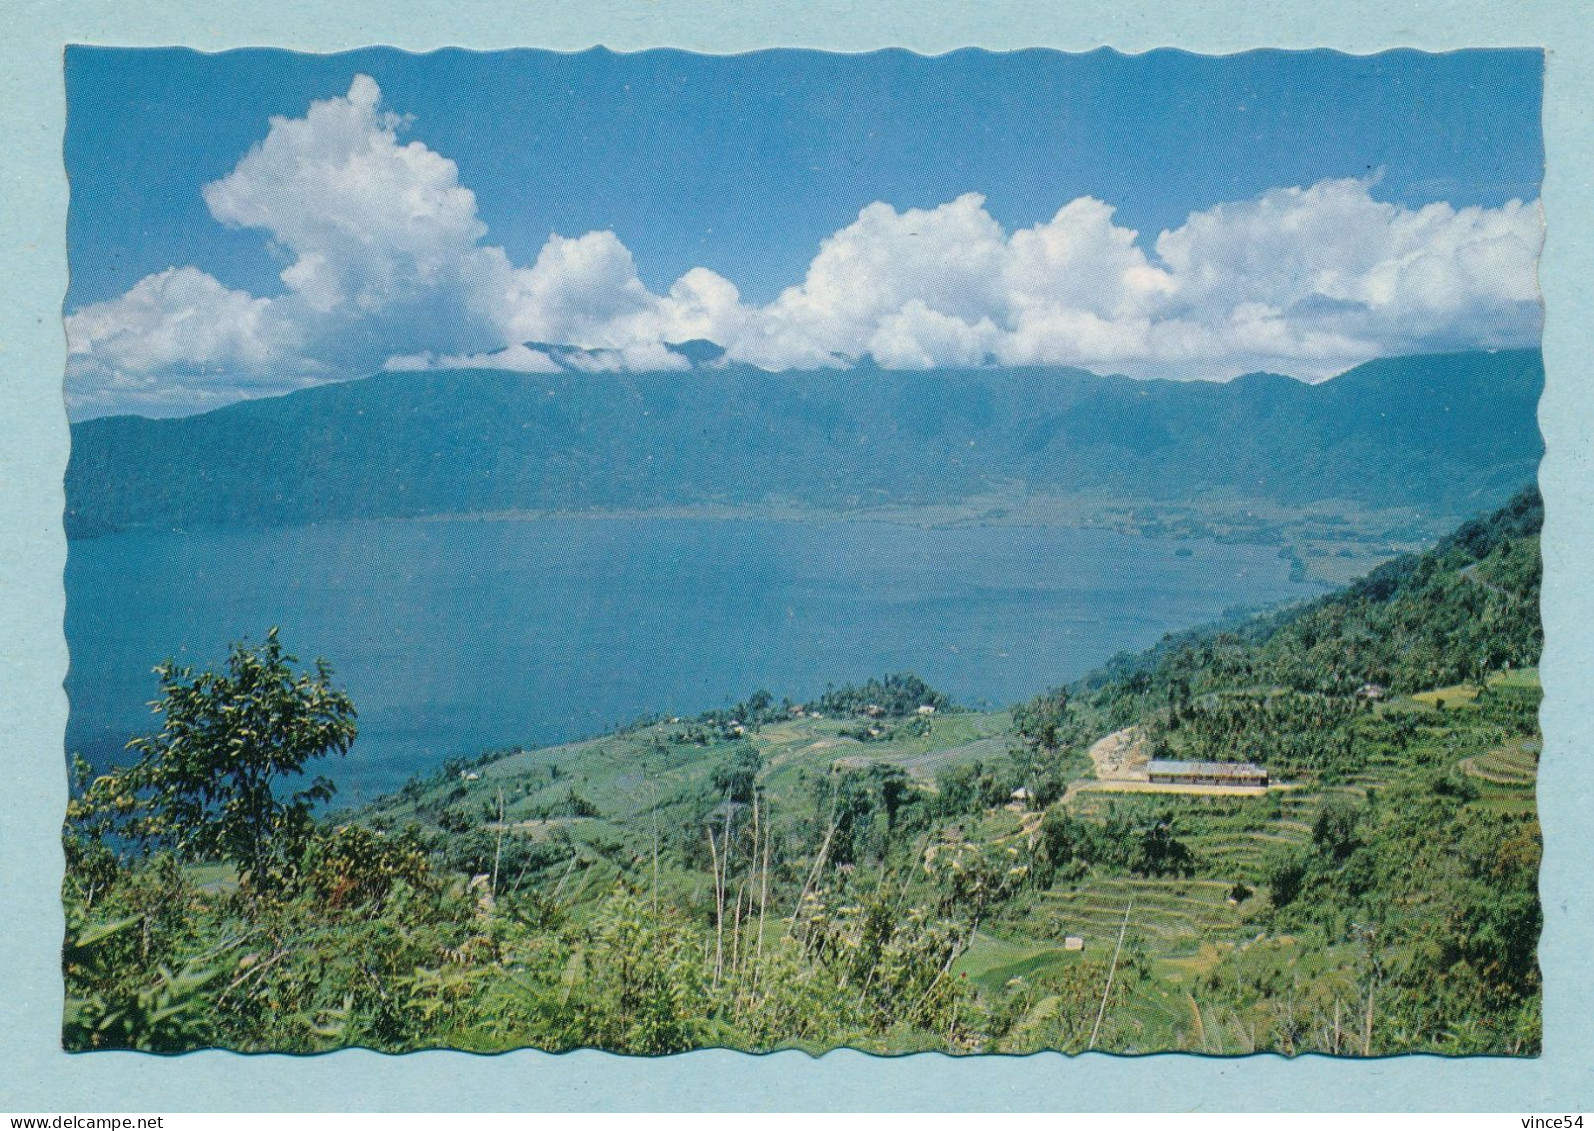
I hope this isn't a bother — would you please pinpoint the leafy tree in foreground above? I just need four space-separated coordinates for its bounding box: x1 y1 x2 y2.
84 627 356 891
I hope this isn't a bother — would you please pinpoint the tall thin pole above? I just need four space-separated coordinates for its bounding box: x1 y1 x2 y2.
755 796 771 985
650 777 660 918
747 793 760 975
707 826 724 990
791 777 840 933
1089 897 1133 1051
491 786 505 901
731 882 745 982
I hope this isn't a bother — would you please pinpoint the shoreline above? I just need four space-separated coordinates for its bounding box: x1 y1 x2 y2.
67 491 1442 587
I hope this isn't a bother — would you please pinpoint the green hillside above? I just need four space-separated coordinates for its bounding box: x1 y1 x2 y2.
66 350 1542 548
62 487 1542 1056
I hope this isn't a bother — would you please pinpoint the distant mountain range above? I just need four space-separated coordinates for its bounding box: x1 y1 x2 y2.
64 349 1543 538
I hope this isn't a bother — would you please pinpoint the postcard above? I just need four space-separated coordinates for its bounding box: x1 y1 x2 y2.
4 1 1592 1115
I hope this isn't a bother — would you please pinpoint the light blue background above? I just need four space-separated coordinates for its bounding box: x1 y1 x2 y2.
2 0 1589 1112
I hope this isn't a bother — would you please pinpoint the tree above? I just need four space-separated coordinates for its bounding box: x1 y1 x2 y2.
1130 817 1196 878
91 628 356 891
1312 800 1361 862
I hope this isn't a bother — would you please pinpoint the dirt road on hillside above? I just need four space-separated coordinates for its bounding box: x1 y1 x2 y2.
1087 726 1151 782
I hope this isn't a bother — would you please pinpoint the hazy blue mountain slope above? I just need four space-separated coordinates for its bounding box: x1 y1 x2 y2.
65 349 1542 537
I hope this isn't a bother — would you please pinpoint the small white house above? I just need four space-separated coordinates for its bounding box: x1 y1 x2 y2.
916 704 937 716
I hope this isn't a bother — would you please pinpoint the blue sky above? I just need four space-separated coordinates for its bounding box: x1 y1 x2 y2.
64 46 1545 417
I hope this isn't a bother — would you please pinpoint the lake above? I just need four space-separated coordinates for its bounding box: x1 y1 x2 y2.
64 516 1318 802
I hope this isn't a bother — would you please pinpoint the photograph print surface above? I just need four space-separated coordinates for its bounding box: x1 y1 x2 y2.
61 45 1545 1056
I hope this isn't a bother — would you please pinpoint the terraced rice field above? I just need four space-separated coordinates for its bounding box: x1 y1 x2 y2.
1185 825 1309 882
1412 683 1482 709
955 930 1087 992
1462 740 1538 786
1012 876 1254 955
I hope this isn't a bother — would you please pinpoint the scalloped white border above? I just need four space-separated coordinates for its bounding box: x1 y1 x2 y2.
2 4 1587 1111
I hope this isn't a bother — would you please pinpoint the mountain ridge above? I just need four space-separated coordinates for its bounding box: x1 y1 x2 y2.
65 348 1543 539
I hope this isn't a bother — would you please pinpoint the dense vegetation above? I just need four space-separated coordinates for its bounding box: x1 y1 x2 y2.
808 673 951 719
66 350 1541 539
1082 484 1542 706
62 487 1542 1056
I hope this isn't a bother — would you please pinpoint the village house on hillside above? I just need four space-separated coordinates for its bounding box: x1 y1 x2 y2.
1146 759 1269 787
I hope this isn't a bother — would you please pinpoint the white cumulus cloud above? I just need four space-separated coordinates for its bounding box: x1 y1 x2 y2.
66 75 1544 418
202 73 490 319
714 180 1541 378
68 266 293 374
1148 179 1544 371
65 266 321 416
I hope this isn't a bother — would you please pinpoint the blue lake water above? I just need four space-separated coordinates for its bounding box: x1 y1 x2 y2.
64 517 1317 803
